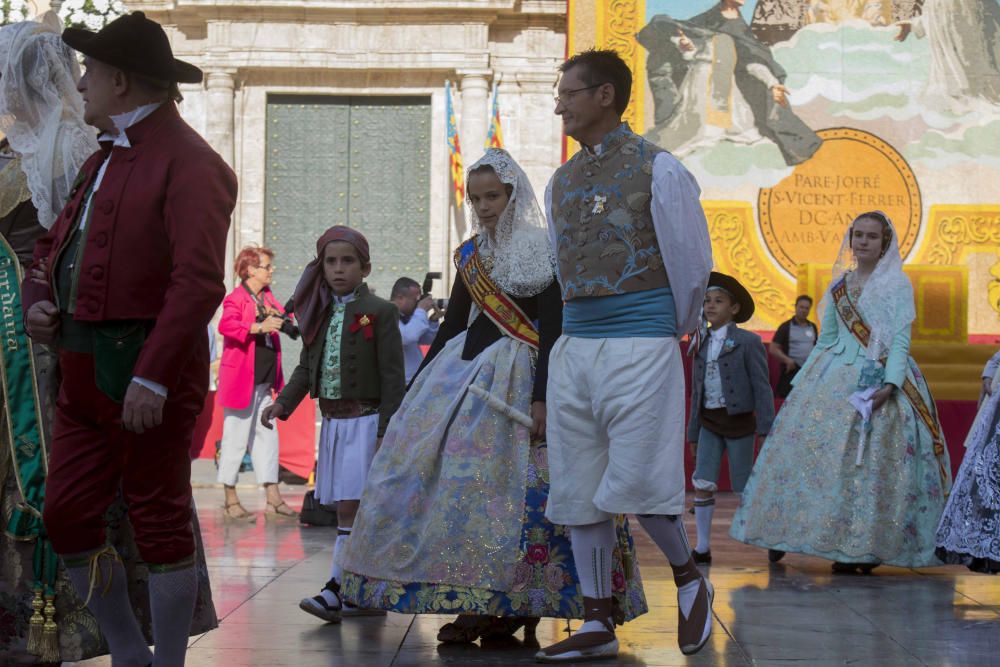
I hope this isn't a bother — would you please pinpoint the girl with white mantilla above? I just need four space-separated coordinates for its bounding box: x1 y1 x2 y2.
338 148 647 644
731 211 951 572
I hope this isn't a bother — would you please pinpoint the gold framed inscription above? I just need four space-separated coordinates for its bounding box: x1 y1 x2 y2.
759 128 921 277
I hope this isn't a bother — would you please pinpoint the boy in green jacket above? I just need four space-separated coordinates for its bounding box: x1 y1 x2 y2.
262 225 404 622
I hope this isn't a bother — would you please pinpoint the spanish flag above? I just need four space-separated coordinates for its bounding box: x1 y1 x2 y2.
485 80 504 150
445 81 465 208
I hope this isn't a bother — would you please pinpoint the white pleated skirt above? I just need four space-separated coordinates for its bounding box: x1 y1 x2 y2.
315 413 379 504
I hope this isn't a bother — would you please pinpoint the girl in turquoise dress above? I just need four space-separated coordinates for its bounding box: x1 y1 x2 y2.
337 149 647 642
731 211 951 572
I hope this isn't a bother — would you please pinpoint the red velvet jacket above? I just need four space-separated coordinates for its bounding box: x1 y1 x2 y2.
22 102 238 391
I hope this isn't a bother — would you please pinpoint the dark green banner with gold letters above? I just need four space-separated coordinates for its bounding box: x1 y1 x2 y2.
0 234 47 542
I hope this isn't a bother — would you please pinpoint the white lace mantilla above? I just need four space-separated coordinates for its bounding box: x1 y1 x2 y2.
466 148 555 299
0 14 98 229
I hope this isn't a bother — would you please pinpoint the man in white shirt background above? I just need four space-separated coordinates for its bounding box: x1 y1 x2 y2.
391 277 441 384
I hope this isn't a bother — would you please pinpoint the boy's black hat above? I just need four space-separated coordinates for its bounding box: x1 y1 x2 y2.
707 271 755 324
63 11 203 84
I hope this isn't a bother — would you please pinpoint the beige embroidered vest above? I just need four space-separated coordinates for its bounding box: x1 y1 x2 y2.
551 124 669 300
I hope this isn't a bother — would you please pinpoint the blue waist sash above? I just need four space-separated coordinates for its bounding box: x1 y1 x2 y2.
563 287 676 339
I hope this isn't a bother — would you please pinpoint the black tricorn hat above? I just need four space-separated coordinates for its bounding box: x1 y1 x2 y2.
62 11 202 84
707 271 755 324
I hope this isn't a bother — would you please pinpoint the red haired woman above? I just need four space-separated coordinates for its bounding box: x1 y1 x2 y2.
217 246 297 520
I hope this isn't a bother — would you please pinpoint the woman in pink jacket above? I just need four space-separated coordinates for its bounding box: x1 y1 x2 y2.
217 246 297 521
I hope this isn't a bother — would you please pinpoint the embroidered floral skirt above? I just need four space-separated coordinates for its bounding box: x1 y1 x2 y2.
935 389 1000 574
341 442 647 621
339 333 647 621
730 348 949 567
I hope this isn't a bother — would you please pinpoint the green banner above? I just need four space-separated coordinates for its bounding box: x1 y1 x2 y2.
0 235 56 590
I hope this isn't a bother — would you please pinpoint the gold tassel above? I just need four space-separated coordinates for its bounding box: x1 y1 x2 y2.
39 593 60 662
82 545 119 606
25 586 45 656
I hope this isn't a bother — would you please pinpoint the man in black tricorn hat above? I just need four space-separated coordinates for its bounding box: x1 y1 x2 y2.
23 12 236 666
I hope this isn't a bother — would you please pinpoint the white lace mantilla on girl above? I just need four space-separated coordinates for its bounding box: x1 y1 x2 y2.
467 148 555 299
731 213 949 567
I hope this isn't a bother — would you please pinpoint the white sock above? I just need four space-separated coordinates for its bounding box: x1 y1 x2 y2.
65 549 152 666
578 619 613 634
693 497 716 553
569 521 616 634
329 527 350 582
320 527 351 607
637 514 693 566
638 515 706 619
149 563 198 667
676 579 701 619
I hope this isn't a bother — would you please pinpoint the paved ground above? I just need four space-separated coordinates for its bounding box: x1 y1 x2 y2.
72 462 1000 666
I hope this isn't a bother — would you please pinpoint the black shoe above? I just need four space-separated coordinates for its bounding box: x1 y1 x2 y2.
831 562 860 574
299 578 343 623
831 561 879 575
768 549 786 563
692 549 712 565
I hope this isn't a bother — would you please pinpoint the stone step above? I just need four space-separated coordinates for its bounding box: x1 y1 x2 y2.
911 344 995 401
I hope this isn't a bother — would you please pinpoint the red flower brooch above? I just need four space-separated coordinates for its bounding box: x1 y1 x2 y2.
349 313 377 340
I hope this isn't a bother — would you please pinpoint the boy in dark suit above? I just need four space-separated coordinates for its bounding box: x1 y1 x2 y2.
262 226 404 622
687 272 774 564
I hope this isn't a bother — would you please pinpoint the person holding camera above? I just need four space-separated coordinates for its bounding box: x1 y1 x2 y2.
390 276 442 383
217 246 298 521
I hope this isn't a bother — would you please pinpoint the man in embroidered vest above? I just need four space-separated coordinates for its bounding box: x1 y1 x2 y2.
536 49 714 663
22 12 236 666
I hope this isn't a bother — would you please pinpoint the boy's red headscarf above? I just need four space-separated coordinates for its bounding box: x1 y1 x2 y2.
292 225 370 345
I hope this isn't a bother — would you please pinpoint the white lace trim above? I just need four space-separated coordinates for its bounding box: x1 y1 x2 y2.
936 389 1000 562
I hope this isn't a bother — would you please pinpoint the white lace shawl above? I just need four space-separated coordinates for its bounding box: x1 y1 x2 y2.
466 148 556 299
0 14 98 229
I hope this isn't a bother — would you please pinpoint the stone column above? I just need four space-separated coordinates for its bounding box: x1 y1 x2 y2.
458 70 490 166
203 68 237 288
511 70 561 198
204 69 236 165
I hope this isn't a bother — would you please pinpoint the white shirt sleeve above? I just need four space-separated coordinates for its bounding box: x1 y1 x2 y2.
650 152 713 336
132 376 168 398
544 177 564 289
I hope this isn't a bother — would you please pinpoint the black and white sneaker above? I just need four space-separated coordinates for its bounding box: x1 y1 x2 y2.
299 579 343 623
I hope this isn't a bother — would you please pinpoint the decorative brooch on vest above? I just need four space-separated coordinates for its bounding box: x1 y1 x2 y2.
592 194 607 215
350 313 376 341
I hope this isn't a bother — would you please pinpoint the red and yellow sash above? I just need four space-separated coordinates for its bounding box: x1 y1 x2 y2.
831 278 950 491
454 238 539 350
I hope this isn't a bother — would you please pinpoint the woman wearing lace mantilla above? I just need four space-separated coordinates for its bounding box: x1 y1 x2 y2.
338 148 647 643
731 211 951 573
935 351 1000 574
